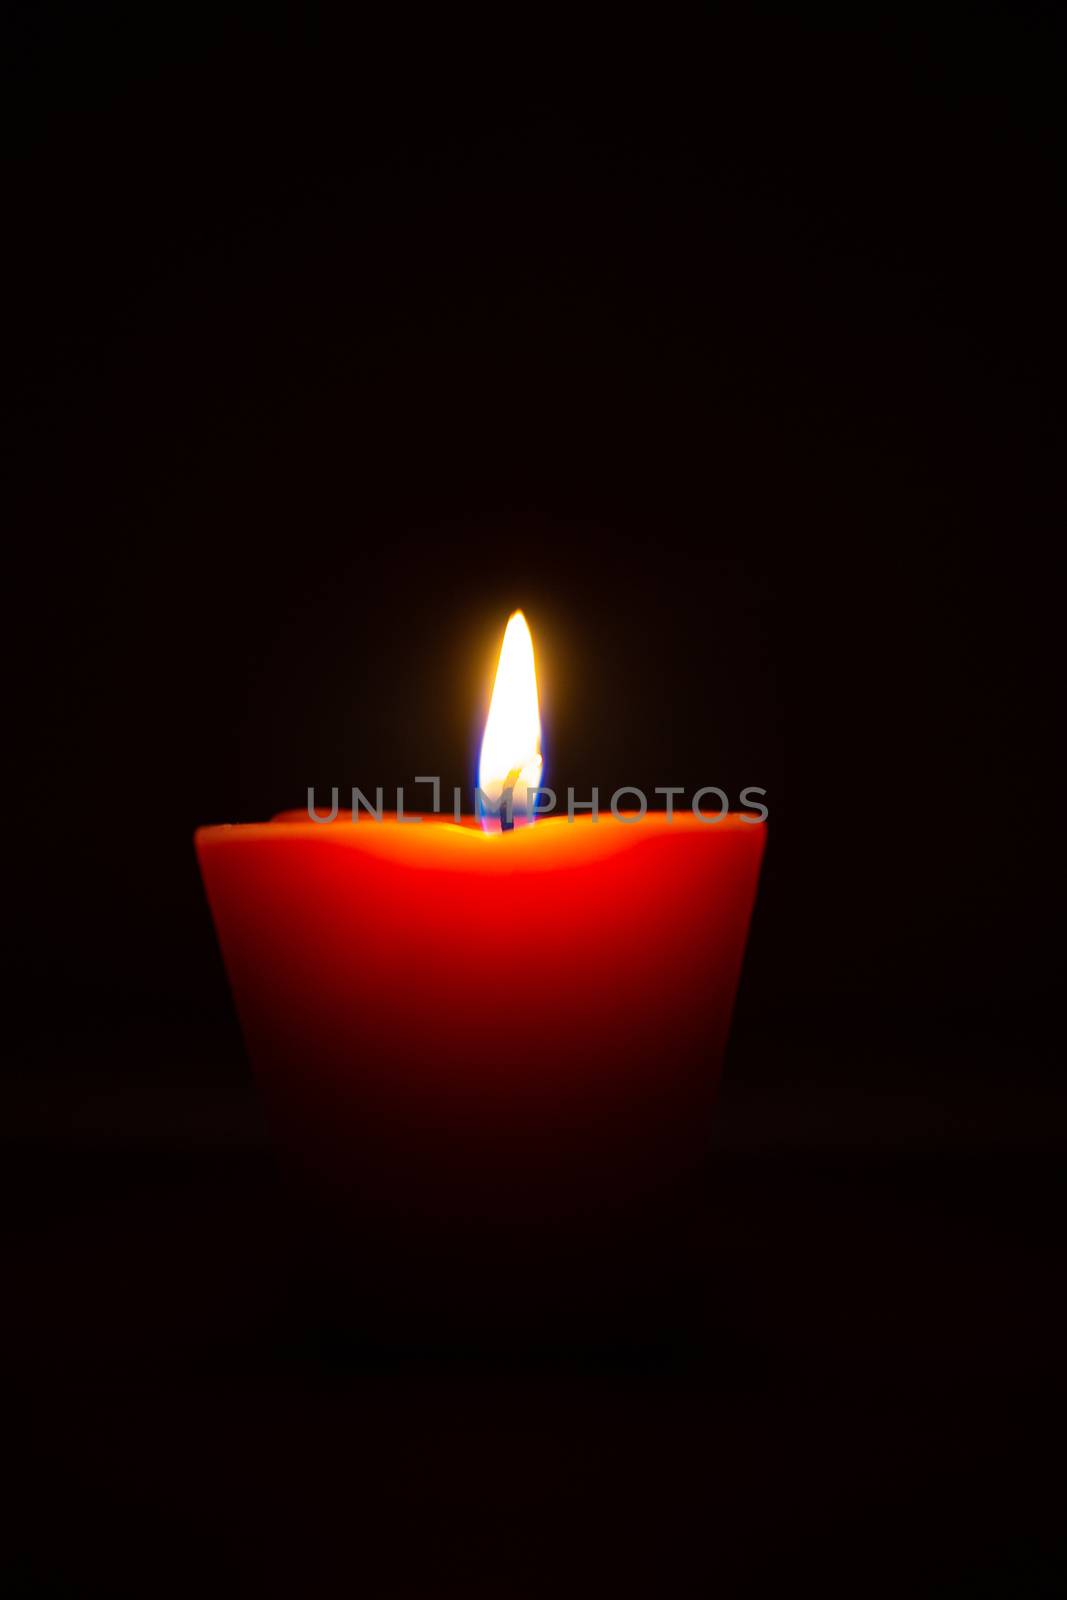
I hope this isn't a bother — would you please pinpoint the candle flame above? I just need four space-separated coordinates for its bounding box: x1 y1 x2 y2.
478 611 543 832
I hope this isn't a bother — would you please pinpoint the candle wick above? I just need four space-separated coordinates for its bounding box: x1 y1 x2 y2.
500 767 522 833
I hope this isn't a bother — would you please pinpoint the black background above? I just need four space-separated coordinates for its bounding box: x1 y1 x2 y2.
6 8 1065 1595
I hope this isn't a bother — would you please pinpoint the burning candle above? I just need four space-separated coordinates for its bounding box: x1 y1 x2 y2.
196 613 765 1336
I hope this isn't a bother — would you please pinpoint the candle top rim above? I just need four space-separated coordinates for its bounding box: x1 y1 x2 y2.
196 811 765 844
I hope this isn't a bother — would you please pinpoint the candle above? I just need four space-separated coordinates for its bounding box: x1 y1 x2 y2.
196 615 765 1336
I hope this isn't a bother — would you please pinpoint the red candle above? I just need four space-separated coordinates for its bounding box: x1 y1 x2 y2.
196 616 765 1335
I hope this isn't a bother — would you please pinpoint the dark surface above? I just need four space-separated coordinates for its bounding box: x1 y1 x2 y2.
7 1022 1065 1596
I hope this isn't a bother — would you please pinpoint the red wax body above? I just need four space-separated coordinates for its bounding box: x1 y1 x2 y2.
196 812 765 1333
